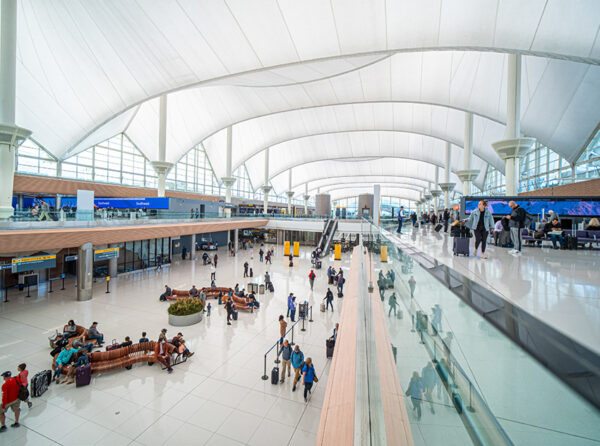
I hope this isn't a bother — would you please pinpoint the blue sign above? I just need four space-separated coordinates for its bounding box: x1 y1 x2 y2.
12 255 56 273
464 199 600 217
94 198 169 209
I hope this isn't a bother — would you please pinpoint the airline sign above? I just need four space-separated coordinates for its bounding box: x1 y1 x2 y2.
12 255 56 273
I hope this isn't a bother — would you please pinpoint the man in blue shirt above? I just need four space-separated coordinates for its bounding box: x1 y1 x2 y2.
291 345 305 392
302 357 318 402
286 293 293 317
407 371 424 420
397 206 404 233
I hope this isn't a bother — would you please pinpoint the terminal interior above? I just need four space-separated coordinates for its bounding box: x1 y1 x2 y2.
0 1 599 445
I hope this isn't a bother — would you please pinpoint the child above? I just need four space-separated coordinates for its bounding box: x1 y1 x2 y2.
207 302 211 316
17 363 32 408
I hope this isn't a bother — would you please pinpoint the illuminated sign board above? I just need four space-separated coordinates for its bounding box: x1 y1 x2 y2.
12 255 56 273
93 248 120 262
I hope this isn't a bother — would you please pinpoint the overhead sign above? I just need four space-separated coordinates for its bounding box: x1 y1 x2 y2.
12 255 56 273
0 264 12 270
64 255 78 262
94 198 169 209
94 247 120 261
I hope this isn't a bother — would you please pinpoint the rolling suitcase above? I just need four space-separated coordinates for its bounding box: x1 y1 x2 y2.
232 310 238 321
106 339 120 351
268 283 274 293
31 370 51 397
435 224 443 232
320 303 326 312
453 237 470 256
326 339 335 358
271 366 279 385
315 260 322 269
76 363 92 387
337 292 343 298
289 261 293 267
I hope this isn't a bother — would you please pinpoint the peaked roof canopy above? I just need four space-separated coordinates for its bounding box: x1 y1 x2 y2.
16 0 600 199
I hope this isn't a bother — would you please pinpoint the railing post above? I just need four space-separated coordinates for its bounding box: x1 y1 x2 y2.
290 325 295 346
309 305 313 322
49 279 53 293
301 314 306 332
26 284 31 298
274 347 280 364
61 277 65 290
467 382 475 412
261 354 268 380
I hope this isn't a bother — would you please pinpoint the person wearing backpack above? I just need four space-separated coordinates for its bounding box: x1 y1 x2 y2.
308 270 316 291
301 358 318 402
16 364 32 409
324 288 334 312
1 371 21 431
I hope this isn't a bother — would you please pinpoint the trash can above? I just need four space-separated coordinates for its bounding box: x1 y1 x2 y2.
259 284 265 294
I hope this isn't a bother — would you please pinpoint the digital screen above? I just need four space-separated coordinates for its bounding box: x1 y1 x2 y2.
464 199 600 217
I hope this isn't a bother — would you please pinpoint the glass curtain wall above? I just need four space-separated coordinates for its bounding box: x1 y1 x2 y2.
166 144 221 195
116 237 171 274
15 139 58 176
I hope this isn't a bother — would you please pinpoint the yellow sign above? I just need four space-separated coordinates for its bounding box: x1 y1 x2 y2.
334 244 341 260
12 255 56 264
106 276 111 282
293 241 300 257
284 241 290 256
381 246 388 262
94 248 119 255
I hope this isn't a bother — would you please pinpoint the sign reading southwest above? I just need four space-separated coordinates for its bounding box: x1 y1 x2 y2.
94 198 169 209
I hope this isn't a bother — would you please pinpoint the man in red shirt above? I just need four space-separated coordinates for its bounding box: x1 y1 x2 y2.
1 371 21 432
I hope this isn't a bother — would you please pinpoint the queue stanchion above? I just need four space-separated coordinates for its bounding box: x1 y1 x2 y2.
61 276 65 290
309 305 313 322
26 284 31 298
261 354 269 380
301 314 306 332
105 276 110 294
49 279 53 293
290 325 295 346
274 349 280 364
3 287 8 303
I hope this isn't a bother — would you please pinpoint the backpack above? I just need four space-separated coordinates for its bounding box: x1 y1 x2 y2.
16 377 29 401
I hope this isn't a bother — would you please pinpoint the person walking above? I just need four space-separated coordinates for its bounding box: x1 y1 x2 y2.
302 358 318 402
278 340 292 383
279 315 287 346
265 250 272 264
336 273 345 295
388 292 398 317
289 297 297 322
225 299 233 326
1 371 21 431
326 266 333 285
213 253 218 268
16 364 32 409
243 261 249 278
264 272 271 289
259 248 264 262
431 304 442 335
324 288 334 312
397 206 404 233
408 276 416 297
407 371 424 420
465 200 495 259
443 208 450 233
291 345 305 392
308 270 316 291
38 200 50 221
421 362 437 414
286 293 294 317
507 200 526 255
210 265 216 281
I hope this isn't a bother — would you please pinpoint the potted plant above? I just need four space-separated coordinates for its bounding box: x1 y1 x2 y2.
167 297 204 326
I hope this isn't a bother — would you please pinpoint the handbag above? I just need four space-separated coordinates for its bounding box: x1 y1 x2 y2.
16 377 29 401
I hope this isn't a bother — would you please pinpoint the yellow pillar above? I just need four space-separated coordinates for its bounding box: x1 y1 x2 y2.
334 244 341 260
284 241 290 256
293 241 300 257
381 245 388 262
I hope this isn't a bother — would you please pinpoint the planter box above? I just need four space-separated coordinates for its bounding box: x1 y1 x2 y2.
168 311 203 327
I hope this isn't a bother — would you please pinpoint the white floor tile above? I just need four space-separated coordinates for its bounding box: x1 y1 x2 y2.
135 415 184 445
247 418 296 446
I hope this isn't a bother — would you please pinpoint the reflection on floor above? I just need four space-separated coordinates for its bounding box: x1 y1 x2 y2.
397 225 600 355
0 243 348 446
377 225 600 446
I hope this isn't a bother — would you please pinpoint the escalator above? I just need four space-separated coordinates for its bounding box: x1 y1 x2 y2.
322 219 338 255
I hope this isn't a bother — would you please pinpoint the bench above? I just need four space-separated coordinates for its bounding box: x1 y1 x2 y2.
166 287 233 301
166 289 190 300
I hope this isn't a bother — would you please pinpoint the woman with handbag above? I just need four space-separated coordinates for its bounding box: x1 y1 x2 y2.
302 358 318 402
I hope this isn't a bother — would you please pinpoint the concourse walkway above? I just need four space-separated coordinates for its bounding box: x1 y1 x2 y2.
0 242 348 446
394 224 600 356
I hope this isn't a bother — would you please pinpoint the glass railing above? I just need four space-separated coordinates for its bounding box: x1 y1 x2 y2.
361 220 600 445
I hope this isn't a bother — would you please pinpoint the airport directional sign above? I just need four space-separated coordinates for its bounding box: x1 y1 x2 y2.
94 247 119 262
12 255 56 273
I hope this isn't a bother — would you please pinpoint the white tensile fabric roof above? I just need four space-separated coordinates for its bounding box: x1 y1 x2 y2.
16 0 600 200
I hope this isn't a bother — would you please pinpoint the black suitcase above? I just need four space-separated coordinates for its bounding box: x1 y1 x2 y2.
565 235 578 250
289 261 293 267
268 283 274 292
315 260 322 269
453 237 470 256
435 224 443 232
271 366 279 384
232 310 238 321
326 339 335 358
32 370 51 397
249 268 253 277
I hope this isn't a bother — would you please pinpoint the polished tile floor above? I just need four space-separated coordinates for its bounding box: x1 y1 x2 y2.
394 225 600 355
0 243 348 445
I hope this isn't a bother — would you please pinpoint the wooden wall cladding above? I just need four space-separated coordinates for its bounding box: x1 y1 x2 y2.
518 178 600 197
0 219 267 254
13 174 222 201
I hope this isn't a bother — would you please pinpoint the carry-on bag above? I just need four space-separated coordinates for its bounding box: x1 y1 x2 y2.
271 366 279 385
320 303 326 312
106 339 120 351
31 370 51 397
326 339 335 358
337 292 344 298
435 224 443 232
76 363 92 387
453 237 470 256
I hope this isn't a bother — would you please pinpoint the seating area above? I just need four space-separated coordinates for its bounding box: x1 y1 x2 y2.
57 325 99 349
522 229 600 248
165 286 233 300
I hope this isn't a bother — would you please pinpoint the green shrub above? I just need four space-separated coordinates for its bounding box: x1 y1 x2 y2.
167 297 204 316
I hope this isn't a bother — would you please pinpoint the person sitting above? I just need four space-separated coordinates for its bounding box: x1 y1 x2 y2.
234 283 239 294
62 320 78 339
50 335 69 357
237 288 245 298
189 285 199 298
543 220 564 249
54 346 79 383
171 333 194 358
86 322 104 346
154 339 174 373
202 252 209 265
210 280 216 287
71 338 94 353
160 285 172 301
139 332 149 343
158 328 168 342
61 351 89 384
586 217 600 231
119 336 133 348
